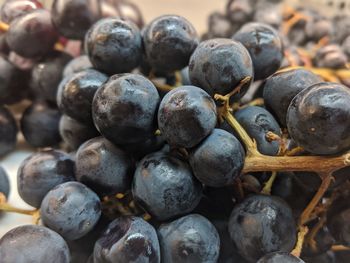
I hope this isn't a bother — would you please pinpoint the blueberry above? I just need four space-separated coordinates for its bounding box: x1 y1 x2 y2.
189 38 254 100
17 149 75 208
92 73 160 145
0 225 70 263
158 214 220 263
189 128 245 187
93 216 160 263
0 106 17 157
132 151 203 221
41 181 101 240
158 85 217 148
142 15 198 73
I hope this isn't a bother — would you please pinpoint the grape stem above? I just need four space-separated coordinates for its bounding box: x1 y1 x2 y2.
0 194 39 221
291 226 309 258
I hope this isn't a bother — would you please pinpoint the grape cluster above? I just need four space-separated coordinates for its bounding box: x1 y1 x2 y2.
0 0 349 263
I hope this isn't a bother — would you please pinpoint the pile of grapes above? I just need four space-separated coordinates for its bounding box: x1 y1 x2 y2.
0 0 349 262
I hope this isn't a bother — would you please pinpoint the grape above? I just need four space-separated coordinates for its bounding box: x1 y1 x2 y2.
0 106 17 157
92 73 160 145
0 33 10 56
226 0 255 24
158 85 217 148
0 225 70 263
51 0 101 40
20 101 61 148
59 115 99 150
287 82 350 155
6 9 59 58
232 105 281 155
75 136 134 197
158 214 220 263
233 22 283 80
0 166 10 198
85 18 142 74
115 0 144 28
17 149 75 208
314 44 348 69
228 195 297 262
30 50 72 102
41 181 101 240
0 0 42 24
142 15 198 73
93 216 160 263
257 252 305 263
132 151 203 221
189 38 253 100
263 68 322 126
189 128 245 187
57 69 108 125
253 2 282 29
206 12 236 39
62 55 93 78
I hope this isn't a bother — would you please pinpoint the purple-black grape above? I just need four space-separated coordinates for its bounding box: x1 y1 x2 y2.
233 106 281 155
132 151 203 221
57 69 108 125
257 252 305 263
40 181 101 240
59 114 99 150
158 214 220 263
30 50 72 102
0 106 17 156
0 166 10 198
0 0 42 24
287 82 350 155
17 149 75 208
75 136 134 197
142 15 198 73
20 101 61 148
92 73 160 145
6 9 59 58
263 68 323 126
85 18 142 75
62 55 93 78
226 0 255 24
233 22 283 80
51 0 102 40
314 44 348 69
228 195 297 262
0 225 70 263
157 85 217 148
189 38 254 100
93 216 160 263
189 128 245 187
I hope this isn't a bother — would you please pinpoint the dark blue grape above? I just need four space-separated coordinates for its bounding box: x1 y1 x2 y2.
75 136 134 197
233 22 283 80
189 128 245 187
51 0 101 40
0 106 17 156
157 85 217 148
228 195 297 262
63 55 93 78
93 216 160 263
0 225 70 263
257 252 305 263
6 9 59 58
233 106 281 156
20 101 61 148
0 166 10 198
132 151 203 221
158 214 220 263
85 18 142 74
0 0 42 24
30 50 72 102
263 68 322 126
92 73 160 145
189 38 253 100
142 15 198 73
57 69 108 125
41 181 101 240
17 149 75 208
287 82 350 155
59 114 99 150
